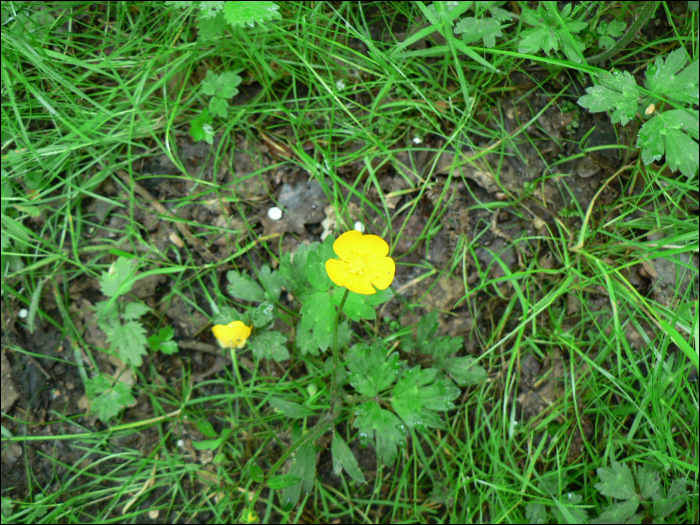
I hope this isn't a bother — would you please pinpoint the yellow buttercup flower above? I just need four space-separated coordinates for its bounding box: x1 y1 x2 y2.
325 230 395 295
212 321 252 349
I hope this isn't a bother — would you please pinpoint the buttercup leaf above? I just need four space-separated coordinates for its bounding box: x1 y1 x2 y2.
578 71 640 126
353 401 406 465
645 48 699 105
226 270 265 302
248 330 289 361
331 433 365 484
391 366 460 430
595 461 637 500
347 342 402 397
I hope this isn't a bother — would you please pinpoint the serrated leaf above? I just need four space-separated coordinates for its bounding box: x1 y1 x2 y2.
195 7 228 40
148 325 174 346
279 441 315 509
637 110 699 176
391 367 460 430
454 16 504 48
554 492 588 524
296 319 349 356
645 48 699 105
211 306 243 327
590 500 639 524
595 461 638 500
653 479 687 520
353 401 406 465
147 326 179 355
525 502 548 524
490 6 512 22
88 378 135 422
226 270 265 302
259 265 282 301
400 334 417 353
305 238 335 291
578 71 640 126
198 1 224 19
347 342 402 397
331 433 365 484
223 1 281 29
363 286 393 305
331 288 375 321
94 300 119 328
278 244 310 296
190 109 214 143
201 70 220 96
430 336 463 359
269 397 315 418
300 291 334 347
166 1 194 10
209 96 228 118
417 311 439 347
99 257 136 298
122 300 150 321
636 464 662 500
518 4 586 61
248 331 289 361
444 356 488 386
598 35 615 50
251 301 275 328
606 20 626 37
201 70 242 99
85 374 112 397
106 320 148 367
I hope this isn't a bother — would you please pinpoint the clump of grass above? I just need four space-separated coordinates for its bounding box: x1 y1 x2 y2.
2 2 697 523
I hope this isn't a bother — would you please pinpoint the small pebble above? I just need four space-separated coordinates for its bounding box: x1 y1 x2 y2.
412 136 423 144
18 308 28 319
267 207 283 221
354 221 365 233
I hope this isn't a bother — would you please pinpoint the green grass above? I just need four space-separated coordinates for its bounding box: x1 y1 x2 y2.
2 2 698 523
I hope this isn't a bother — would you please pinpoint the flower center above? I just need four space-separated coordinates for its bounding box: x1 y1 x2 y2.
348 252 368 277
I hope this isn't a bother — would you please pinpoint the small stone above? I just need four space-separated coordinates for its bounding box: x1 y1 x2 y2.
353 221 365 233
267 207 283 221
18 309 28 319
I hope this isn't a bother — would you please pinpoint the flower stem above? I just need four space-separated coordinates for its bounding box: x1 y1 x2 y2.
242 288 349 522
330 288 349 414
241 413 334 522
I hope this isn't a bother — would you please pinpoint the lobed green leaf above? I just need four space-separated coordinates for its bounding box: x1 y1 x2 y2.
347 342 402 397
391 366 460 430
227 270 265 302
353 401 405 465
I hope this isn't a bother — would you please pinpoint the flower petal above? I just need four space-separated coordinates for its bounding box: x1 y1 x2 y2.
333 230 364 260
344 272 378 295
368 256 395 291
325 258 350 289
213 321 252 349
358 234 390 258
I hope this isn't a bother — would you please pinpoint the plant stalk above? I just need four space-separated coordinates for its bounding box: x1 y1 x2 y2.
242 287 349 523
